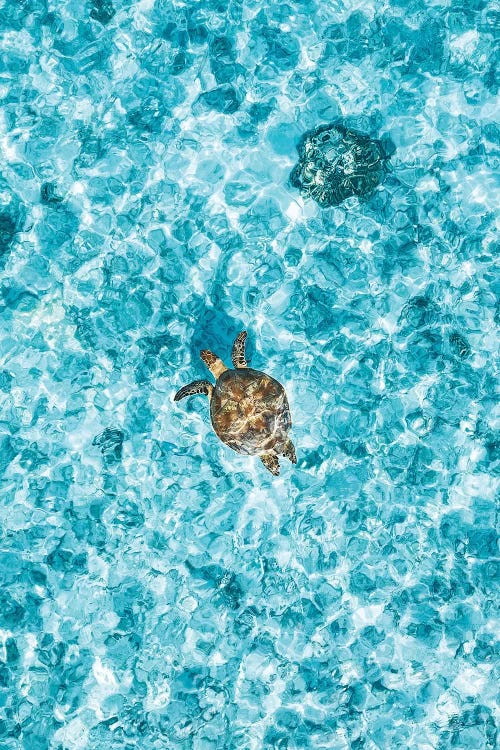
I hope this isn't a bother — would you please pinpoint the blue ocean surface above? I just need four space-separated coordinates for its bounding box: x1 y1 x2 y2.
0 0 499 748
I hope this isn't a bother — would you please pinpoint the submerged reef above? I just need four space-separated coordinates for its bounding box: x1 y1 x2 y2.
290 123 393 206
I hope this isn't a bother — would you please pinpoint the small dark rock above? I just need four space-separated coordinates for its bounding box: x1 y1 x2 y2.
0 370 13 391
0 212 18 258
449 331 471 359
90 0 115 25
92 427 125 462
40 182 64 205
171 51 191 75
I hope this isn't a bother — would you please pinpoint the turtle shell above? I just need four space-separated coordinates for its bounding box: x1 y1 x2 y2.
210 368 292 456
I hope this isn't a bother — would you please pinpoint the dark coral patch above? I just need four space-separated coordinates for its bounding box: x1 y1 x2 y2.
90 0 115 25
290 122 394 207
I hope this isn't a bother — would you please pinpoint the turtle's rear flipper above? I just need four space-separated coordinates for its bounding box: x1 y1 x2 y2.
174 381 213 401
232 330 248 368
283 439 297 464
261 453 280 476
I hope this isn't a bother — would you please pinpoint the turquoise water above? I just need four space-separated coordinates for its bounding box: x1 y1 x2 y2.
1 0 499 747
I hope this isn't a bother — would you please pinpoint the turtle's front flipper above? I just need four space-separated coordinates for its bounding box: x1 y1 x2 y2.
174 381 213 401
283 439 297 464
260 453 280 476
232 330 248 368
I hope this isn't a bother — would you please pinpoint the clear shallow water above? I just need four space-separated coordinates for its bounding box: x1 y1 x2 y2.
0 0 499 747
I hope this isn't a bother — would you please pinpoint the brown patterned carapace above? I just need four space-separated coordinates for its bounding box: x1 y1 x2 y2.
174 331 296 476
211 368 290 455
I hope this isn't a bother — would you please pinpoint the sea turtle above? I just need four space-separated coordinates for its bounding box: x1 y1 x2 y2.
290 122 393 207
174 331 296 476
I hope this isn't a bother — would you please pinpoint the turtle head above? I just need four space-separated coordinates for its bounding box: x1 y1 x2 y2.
201 349 228 378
